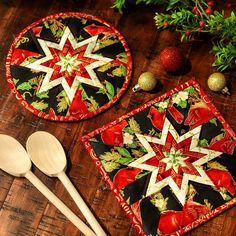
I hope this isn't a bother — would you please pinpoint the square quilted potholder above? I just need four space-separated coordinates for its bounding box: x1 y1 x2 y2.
82 79 236 236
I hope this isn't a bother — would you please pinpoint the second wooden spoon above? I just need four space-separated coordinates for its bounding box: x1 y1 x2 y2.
26 131 106 236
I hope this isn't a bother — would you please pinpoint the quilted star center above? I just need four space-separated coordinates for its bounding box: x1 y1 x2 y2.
56 53 82 74
161 148 188 172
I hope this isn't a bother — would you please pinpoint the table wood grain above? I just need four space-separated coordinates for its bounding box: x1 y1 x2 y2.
0 1 235 235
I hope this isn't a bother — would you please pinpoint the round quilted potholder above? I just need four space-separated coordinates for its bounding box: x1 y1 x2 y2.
6 12 132 121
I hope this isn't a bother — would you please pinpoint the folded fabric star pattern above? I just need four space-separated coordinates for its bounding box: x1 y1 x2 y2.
6 12 132 121
82 79 236 236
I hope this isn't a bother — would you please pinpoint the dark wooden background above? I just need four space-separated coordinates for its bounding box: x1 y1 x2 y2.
0 0 235 235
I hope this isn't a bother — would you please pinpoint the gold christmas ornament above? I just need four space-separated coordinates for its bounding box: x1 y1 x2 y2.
132 72 157 92
207 72 230 95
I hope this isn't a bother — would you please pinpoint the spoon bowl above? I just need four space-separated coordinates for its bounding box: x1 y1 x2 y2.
0 134 31 177
26 131 66 176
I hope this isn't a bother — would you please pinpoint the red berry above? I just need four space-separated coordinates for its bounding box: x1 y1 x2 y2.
197 27 202 31
193 6 200 15
226 2 232 8
159 47 184 72
207 1 214 7
185 31 191 36
205 8 212 15
199 21 205 28
195 10 200 16
163 22 169 27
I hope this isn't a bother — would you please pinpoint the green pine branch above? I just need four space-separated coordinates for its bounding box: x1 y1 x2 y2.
112 0 168 13
212 41 236 71
112 0 236 71
154 9 236 71
112 0 192 12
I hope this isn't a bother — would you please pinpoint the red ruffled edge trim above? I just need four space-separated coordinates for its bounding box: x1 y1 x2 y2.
5 12 132 122
81 79 236 236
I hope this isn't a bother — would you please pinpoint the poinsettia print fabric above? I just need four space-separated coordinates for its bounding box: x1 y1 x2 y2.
6 12 132 121
82 80 236 236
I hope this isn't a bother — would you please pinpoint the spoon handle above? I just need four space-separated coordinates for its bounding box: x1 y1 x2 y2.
58 171 107 236
24 171 96 236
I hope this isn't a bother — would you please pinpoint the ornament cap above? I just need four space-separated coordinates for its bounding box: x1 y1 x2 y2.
222 86 230 95
132 84 141 93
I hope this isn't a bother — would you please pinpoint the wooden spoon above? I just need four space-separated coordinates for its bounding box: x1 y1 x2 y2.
0 134 95 236
26 131 106 236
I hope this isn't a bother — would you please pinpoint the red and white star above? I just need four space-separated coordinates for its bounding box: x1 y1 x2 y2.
128 118 222 205
21 26 112 103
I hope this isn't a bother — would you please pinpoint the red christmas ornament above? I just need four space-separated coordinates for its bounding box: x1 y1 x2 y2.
159 47 184 72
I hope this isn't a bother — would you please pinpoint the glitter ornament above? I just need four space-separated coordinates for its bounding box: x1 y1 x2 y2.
159 47 184 72
207 72 230 95
132 72 157 92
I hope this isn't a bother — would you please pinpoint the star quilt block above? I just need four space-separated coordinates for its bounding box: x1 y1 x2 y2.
6 12 132 121
82 79 236 236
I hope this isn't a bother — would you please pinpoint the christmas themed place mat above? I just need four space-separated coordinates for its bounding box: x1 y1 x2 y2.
82 79 236 236
6 12 132 121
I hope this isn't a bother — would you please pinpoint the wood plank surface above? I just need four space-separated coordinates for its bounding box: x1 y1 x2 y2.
0 1 235 236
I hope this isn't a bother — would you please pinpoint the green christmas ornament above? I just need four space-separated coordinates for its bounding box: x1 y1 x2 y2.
207 72 230 95
133 72 157 92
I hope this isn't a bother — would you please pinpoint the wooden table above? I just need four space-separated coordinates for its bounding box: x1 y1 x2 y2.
0 1 235 235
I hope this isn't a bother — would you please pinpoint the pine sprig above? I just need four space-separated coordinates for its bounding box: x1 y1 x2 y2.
154 9 236 71
113 0 236 71
155 9 199 36
155 10 236 39
112 0 164 13
112 0 126 13
212 41 236 71
136 0 165 5
112 0 187 12
208 11 236 40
